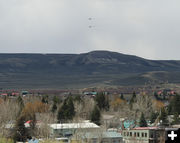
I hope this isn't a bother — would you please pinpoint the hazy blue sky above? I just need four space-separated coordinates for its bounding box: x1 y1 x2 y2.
0 0 180 60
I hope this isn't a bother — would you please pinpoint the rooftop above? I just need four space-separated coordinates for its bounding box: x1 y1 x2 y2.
133 127 159 130
50 122 100 129
83 132 122 139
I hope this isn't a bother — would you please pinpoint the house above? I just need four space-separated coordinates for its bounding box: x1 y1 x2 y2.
49 121 100 138
102 114 115 128
156 89 176 100
71 131 123 143
122 127 165 143
117 119 140 131
55 137 69 143
21 91 29 95
25 120 42 128
123 120 138 129
1 93 8 96
11 92 19 96
28 138 39 143
83 92 97 96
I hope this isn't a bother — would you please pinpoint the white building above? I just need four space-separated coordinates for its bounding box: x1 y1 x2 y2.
50 120 100 137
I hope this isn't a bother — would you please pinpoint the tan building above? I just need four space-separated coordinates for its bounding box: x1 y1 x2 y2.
71 131 123 143
122 127 165 143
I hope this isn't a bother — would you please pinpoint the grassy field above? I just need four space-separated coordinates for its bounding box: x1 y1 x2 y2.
1 71 180 89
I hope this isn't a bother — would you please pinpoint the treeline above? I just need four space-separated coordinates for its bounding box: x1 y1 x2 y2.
57 92 109 125
1 92 110 142
1 91 180 142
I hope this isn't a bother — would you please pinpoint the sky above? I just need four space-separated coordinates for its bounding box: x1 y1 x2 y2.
0 0 180 60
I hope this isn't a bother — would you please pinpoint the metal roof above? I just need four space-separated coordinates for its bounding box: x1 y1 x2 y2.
133 127 159 130
28 139 39 143
83 132 122 139
50 122 100 129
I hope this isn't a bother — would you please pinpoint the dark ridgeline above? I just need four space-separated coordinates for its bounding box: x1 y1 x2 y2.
0 51 180 89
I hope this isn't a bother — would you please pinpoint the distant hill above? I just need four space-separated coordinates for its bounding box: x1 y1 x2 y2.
0 51 180 89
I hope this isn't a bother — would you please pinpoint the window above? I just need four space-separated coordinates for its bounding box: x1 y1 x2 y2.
142 133 144 137
134 132 136 137
137 132 140 137
130 132 132 137
124 132 126 136
127 132 129 136
145 133 147 137
102 139 108 143
150 133 154 138
92 139 97 143
112 139 117 143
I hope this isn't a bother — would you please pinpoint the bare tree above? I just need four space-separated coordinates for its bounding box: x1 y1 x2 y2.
0 99 20 137
74 98 95 121
36 113 54 139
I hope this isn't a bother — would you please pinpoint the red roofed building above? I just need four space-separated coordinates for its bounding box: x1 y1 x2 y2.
25 120 41 128
170 91 175 95
11 92 19 96
157 91 162 95
1 93 8 96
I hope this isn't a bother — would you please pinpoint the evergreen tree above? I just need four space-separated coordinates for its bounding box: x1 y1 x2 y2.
159 108 169 126
66 97 75 119
150 112 159 124
154 92 158 99
57 107 65 123
57 97 75 122
90 105 101 125
16 96 24 116
52 96 60 114
51 103 57 113
41 96 46 103
53 96 60 104
74 95 82 103
13 115 29 142
41 95 48 104
130 92 136 104
167 103 172 115
133 91 136 98
169 94 180 114
57 100 68 122
105 96 110 111
120 93 124 100
16 96 24 109
172 112 180 125
139 113 147 127
95 92 109 111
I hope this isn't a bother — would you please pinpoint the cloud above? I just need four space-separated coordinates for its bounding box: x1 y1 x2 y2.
0 0 180 60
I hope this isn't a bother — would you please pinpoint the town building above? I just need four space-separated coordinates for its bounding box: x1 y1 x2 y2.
71 131 123 143
122 127 165 143
49 120 100 138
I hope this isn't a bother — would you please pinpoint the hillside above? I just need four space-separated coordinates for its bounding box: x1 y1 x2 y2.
0 51 180 89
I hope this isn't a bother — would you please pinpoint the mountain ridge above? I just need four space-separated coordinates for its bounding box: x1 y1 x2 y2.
0 50 180 89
